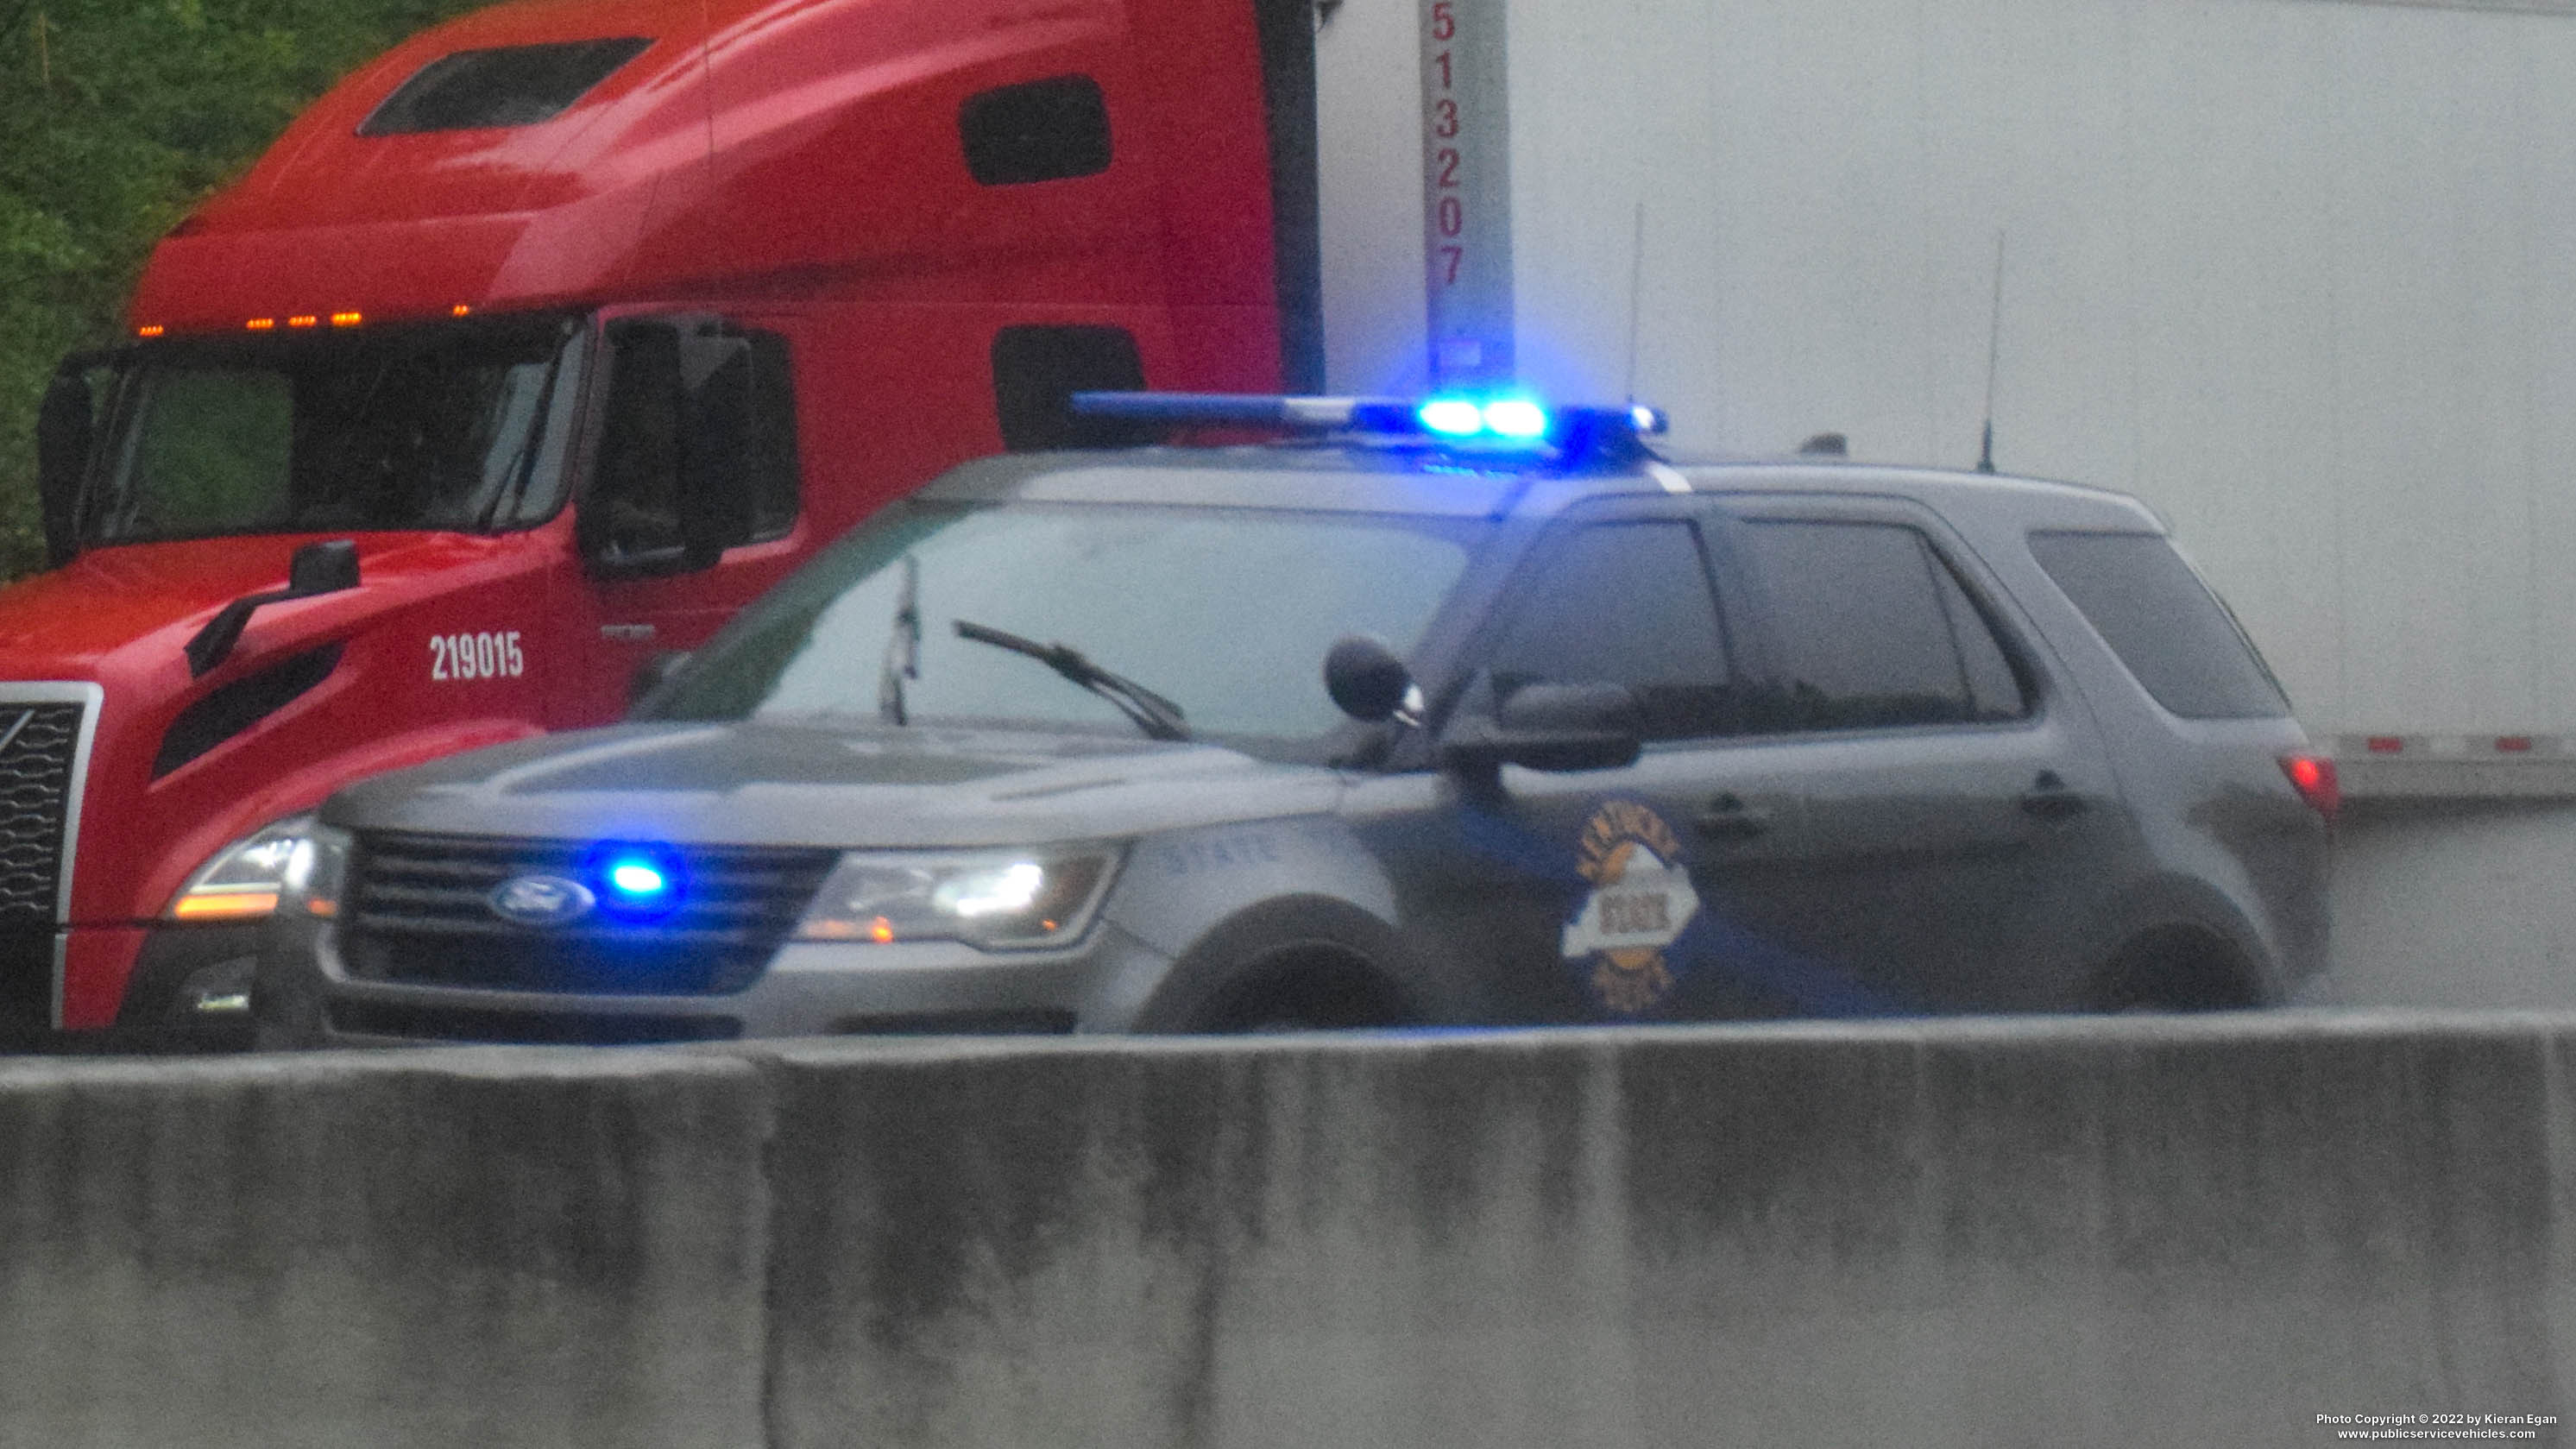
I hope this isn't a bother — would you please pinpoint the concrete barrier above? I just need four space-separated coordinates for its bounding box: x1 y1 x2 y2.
0 1049 771 1449
5 1014 2574 1446
750 1015 2576 1447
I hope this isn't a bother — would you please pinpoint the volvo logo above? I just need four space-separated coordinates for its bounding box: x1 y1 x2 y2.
488 874 596 928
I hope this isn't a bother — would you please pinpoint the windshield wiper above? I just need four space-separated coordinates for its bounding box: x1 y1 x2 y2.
879 554 920 725
953 620 1188 742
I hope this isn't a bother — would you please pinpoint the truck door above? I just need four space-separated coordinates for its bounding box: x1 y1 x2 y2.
564 313 805 722
1400 501 1823 1023
1717 498 2132 1011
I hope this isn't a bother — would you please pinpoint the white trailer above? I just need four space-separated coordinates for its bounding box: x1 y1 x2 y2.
1309 0 2576 998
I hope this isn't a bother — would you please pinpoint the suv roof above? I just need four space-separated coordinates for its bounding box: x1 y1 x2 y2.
923 442 2161 532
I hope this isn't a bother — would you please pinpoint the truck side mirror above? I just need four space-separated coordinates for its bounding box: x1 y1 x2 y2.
287 539 360 595
676 320 756 570
184 539 362 677
35 369 93 570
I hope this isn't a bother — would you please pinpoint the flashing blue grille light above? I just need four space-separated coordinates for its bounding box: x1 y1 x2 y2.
608 860 669 898
589 844 684 918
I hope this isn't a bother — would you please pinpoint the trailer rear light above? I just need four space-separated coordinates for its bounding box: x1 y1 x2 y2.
331 311 362 327
2280 754 2339 818
246 318 275 331
135 324 164 338
287 315 318 329
451 304 473 318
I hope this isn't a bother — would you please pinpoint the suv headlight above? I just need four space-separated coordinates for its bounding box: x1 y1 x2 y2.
280 822 353 920
793 847 1120 951
167 816 318 922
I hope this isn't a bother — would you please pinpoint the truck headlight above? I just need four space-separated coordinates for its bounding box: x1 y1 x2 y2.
167 816 318 921
793 847 1120 951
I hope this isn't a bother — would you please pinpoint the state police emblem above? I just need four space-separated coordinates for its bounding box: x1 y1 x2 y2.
1560 800 1699 1015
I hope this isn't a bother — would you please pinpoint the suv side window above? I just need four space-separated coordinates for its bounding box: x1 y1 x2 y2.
1738 519 2029 731
1486 520 1740 740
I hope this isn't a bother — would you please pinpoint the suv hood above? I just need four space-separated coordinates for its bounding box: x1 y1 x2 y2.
324 719 1344 848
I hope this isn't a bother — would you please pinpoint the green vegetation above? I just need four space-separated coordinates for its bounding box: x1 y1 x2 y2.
0 0 481 578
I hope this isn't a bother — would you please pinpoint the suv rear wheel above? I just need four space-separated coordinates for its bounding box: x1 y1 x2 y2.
2094 927 2262 1011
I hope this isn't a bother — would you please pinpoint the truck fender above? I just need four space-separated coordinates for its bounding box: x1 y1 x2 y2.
141 716 545 918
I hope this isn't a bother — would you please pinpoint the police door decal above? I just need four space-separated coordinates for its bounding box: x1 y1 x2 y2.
1560 800 1697 1014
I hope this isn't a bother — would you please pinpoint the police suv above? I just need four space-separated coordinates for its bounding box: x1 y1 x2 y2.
256 394 2331 1044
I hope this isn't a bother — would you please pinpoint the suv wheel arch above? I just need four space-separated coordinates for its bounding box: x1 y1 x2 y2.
1136 895 1426 1033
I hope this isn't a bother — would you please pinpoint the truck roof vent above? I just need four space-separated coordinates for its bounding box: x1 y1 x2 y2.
358 37 652 136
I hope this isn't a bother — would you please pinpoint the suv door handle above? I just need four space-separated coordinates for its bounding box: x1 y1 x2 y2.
2019 771 2089 821
1696 793 1773 840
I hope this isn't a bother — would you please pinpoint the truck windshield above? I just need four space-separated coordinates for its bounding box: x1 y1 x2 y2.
84 315 583 544
646 498 1480 749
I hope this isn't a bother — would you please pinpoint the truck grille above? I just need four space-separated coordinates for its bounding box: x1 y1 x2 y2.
342 832 839 995
0 702 91 927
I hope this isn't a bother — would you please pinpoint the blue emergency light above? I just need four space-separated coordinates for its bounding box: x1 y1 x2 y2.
1069 391 1668 460
589 843 685 919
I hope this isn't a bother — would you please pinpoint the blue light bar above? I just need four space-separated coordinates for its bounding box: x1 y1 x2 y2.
1068 391 1669 462
1481 398 1549 439
1417 398 1484 437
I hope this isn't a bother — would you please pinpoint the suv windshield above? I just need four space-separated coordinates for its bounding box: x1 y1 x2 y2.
646 497 1481 749
85 315 583 544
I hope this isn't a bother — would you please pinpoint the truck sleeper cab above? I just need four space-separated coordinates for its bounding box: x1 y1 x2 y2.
5 0 1319 1044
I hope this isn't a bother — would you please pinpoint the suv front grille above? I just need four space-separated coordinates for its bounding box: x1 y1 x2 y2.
343 832 839 995
0 702 90 927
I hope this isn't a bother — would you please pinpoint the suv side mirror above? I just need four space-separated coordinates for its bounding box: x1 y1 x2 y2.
35 368 93 570
1440 679 1645 778
1324 634 1411 721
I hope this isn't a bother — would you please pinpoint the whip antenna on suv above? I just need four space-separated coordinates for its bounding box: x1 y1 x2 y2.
1068 391 1670 466
1977 230 2006 475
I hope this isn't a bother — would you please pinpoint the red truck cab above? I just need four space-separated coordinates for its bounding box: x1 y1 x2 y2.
16 0 1318 1044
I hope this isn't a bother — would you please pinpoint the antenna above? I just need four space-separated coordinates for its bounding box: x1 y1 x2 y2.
1624 201 1646 403
1976 230 2005 474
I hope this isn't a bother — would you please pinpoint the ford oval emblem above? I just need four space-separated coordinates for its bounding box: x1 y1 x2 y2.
489 874 596 928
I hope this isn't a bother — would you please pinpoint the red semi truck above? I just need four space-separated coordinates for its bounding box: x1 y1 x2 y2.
14 0 1320 1043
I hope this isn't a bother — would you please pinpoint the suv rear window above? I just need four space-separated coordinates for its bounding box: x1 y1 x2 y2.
2027 530 2289 719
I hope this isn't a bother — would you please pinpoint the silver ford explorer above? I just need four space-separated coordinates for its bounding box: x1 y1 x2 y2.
256 395 2331 1045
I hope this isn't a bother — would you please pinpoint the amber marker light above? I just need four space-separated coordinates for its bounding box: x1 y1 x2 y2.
136 324 165 338
331 311 362 327
171 889 280 921
287 315 318 329
451 304 472 317
246 318 275 331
